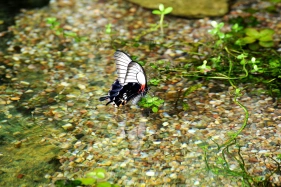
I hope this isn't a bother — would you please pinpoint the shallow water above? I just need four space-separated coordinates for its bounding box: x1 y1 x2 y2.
1 0 281 186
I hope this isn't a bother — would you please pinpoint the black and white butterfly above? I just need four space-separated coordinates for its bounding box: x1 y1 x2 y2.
99 50 148 107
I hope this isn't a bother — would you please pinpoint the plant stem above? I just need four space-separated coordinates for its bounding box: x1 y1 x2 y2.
160 14 164 36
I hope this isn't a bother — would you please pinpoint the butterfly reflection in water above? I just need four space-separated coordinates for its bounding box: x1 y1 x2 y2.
99 50 148 107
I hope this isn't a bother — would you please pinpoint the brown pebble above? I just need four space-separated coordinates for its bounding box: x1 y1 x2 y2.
248 157 259 163
17 174 24 179
80 109 88 114
67 102 74 107
129 7 136 13
10 97 20 101
85 121 94 128
14 141 22 148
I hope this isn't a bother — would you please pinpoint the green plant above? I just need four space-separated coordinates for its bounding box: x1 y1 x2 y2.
197 60 212 74
105 24 112 34
138 95 164 112
149 78 161 86
201 140 281 187
54 179 82 187
46 17 87 42
235 28 274 50
206 21 281 98
55 168 120 187
152 4 173 36
46 17 62 35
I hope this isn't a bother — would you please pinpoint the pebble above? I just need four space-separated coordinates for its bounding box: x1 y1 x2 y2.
162 122 169 126
188 129 197 134
14 141 22 148
62 123 74 131
146 170 155 177
259 150 269 153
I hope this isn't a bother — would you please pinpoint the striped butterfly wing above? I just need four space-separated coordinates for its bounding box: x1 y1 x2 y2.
114 50 147 86
125 62 146 85
114 50 133 86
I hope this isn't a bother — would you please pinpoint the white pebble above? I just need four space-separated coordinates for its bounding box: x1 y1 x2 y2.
61 82 70 86
146 170 155 176
188 129 197 134
170 173 177 179
163 122 169 126
194 180 200 185
259 150 268 153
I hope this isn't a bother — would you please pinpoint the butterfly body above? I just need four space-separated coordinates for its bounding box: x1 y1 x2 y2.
99 50 148 107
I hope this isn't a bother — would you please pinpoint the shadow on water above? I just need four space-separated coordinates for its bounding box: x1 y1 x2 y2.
0 115 64 186
0 64 67 185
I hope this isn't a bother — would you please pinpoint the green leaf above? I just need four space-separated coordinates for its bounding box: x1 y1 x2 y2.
249 43 259 50
245 28 260 38
64 31 77 37
97 181 112 187
259 35 273 42
55 179 82 187
96 172 106 179
240 36 256 44
218 22 224 28
163 7 173 14
218 32 225 39
46 17 57 24
152 10 162 14
105 24 112 34
215 40 223 46
159 4 164 11
86 168 106 179
269 60 281 68
95 168 106 179
78 178 96 185
259 29 274 38
235 39 243 46
80 36 88 41
197 142 209 150
152 106 158 113
55 30 62 35
240 59 246 65
259 41 274 47
182 103 189 111
237 53 247 59
112 185 120 187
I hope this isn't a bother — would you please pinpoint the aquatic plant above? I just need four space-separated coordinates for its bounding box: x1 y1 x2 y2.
46 17 87 42
206 21 280 97
105 24 112 34
152 4 173 36
200 140 281 186
138 95 164 112
235 28 274 50
54 168 120 187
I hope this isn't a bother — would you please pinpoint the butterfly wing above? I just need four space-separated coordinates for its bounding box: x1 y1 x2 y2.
114 50 133 86
114 50 147 86
125 62 146 85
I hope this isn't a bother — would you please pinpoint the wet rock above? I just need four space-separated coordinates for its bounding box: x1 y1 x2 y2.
62 123 74 131
127 0 228 17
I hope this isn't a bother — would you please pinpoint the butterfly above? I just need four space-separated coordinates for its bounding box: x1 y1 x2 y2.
99 50 148 107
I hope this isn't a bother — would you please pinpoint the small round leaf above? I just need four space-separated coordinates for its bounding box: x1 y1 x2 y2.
152 10 162 14
152 107 158 113
163 7 173 14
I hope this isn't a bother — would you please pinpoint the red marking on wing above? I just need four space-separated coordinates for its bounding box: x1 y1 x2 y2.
139 84 146 92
